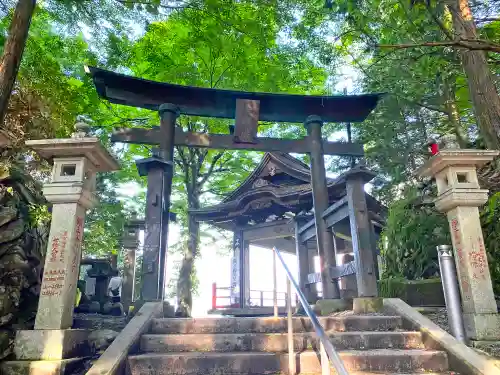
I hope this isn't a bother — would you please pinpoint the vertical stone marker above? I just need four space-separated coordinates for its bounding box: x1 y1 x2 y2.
417 148 500 341
26 128 119 330
121 214 144 313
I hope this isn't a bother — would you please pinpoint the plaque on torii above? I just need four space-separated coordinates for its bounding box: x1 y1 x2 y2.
87 66 382 301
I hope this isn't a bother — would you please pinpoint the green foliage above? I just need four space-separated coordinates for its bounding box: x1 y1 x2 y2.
481 192 500 296
82 173 127 258
0 9 104 144
378 277 444 306
382 189 500 296
378 277 409 298
381 187 450 279
28 203 51 228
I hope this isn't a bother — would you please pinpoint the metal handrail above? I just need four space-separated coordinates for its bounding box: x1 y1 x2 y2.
273 246 349 375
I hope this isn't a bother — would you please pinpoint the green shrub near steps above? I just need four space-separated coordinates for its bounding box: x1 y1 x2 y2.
382 189 500 297
378 277 445 306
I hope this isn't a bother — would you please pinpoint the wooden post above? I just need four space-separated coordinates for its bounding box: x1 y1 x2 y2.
231 232 241 307
158 104 179 300
345 170 378 297
212 282 217 309
304 115 340 300
136 151 166 301
273 250 278 317
236 231 247 308
295 218 313 303
286 277 295 375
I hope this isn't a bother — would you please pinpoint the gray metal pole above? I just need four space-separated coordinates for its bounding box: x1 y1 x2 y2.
437 245 467 343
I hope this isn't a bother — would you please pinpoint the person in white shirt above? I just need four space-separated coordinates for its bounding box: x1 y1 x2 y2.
107 270 123 303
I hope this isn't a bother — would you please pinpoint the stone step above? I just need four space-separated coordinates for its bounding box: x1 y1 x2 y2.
140 331 423 353
349 373 457 375
150 316 403 334
0 358 85 375
127 349 448 374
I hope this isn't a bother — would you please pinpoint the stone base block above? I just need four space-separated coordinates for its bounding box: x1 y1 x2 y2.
353 297 384 314
314 299 352 316
14 329 93 360
470 340 500 358
294 303 308 316
464 313 500 341
0 358 85 375
163 301 175 318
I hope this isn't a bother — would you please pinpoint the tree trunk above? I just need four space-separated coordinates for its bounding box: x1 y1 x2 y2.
0 0 36 127
443 77 468 147
175 193 200 317
446 0 500 149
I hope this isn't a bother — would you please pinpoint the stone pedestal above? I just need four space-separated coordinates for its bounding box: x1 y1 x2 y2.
14 329 93 360
339 253 358 299
417 149 500 341
25 137 119 330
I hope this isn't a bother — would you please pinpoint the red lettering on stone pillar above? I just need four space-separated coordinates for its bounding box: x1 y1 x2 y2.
75 217 83 241
72 217 84 274
50 237 60 263
451 218 466 269
469 236 488 280
59 231 68 262
41 280 64 296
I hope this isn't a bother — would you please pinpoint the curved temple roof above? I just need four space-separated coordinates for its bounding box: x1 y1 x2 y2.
190 153 386 229
87 66 383 123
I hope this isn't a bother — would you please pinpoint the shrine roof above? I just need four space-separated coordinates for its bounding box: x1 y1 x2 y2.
190 153 386 228
87 67 382 123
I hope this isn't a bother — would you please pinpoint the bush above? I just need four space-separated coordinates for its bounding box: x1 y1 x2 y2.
481 192 500 296
382 188 500 296
381 187 450 280
378 278 445 306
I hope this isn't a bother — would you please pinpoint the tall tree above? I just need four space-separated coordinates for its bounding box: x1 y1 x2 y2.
289 0 500 149
0 0 168 128
0 0 35 128
444 0 500 149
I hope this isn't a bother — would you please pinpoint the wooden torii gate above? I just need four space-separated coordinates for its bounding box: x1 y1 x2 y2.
87 66 382 302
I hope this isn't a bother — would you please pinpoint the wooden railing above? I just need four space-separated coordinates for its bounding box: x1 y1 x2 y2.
211 282 290 309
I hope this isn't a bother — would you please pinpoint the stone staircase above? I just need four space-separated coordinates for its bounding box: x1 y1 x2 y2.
127 313 455 375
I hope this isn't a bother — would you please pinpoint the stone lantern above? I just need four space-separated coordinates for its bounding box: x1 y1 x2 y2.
26 129 119 330
417 148 500 341
9 126 119 367
121 213 144 312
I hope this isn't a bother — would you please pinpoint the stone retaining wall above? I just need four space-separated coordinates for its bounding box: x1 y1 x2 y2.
0 164 49 359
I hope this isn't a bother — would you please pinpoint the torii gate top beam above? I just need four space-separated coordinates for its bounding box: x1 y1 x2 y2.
88 66 382 124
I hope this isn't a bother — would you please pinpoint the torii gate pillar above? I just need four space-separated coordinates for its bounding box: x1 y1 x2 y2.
304 115 340 300
136 104 179 301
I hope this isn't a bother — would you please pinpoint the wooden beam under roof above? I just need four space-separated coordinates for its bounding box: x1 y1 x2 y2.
111 127 365 156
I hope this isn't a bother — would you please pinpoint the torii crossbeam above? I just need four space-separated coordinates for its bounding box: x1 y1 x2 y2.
87 66 382 303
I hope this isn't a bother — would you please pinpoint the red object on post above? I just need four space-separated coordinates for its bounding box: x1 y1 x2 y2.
212 282 217 310
430 143 439 155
